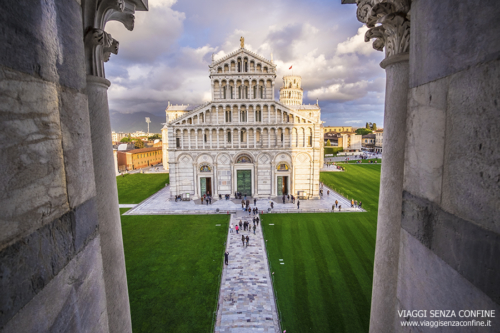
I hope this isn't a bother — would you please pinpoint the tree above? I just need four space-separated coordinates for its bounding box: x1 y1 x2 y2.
148 134 161 140
120 137 130 143
134 140 144 149
372 123 377 130
326 139 331 146
366 122 369 129
356 128 373 135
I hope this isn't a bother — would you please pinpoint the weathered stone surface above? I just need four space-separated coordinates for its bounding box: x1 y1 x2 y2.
441 59 500 235
1 236 109 333
404 77 448 204
0 198 99 329
0 68 69 248
401 191 500 306
410 0 500 88
59 89 97 208
0 0 86 90
397 229 500 332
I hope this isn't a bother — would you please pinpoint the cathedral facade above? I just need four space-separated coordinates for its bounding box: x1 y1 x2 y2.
162 41 323 199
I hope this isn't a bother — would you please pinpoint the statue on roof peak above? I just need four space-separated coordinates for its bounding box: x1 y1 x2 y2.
240 36 244 48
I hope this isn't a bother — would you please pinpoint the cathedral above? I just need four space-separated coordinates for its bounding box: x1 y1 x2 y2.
162 39 323 199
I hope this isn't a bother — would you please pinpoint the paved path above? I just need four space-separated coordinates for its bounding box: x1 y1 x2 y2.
124 186 365 215
118 204 137 208
215 211 279 333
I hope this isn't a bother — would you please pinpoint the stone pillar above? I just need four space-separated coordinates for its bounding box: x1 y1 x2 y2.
350 1 411 332
86 75 132 333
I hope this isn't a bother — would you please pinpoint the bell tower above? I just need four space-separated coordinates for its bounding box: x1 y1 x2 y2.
279 75 303 105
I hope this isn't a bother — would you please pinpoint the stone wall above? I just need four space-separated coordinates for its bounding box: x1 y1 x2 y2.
0 0 107 331
398 0 500 329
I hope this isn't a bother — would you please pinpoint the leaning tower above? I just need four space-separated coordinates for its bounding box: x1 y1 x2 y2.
279 75 303 105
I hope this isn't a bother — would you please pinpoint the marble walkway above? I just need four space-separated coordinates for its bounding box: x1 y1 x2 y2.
123 185 365 215
214 211 280 333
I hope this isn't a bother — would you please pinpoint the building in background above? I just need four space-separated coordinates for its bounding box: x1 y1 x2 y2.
111 131 128 143
340 133 361 152
374 129 383 153
362 133 376 151
323 126 353 133
117 147 162 171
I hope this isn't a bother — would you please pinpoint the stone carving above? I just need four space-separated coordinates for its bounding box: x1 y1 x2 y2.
103 38 119 62
240 36 244 48
356 0 411 58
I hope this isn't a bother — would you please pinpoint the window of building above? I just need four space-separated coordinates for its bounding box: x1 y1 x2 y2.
281 133 283 142
241 110 246 122
225 110 232 122
176 138 180 148
308 135 312 147
204 134 207 142
227 132 231 143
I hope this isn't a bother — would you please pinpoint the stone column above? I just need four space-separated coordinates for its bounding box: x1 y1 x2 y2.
351 1 411 332
86 75 132 333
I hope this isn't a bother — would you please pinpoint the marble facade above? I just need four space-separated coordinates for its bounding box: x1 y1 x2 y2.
162 44 322 199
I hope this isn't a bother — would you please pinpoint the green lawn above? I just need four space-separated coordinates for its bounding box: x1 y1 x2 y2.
116 173 169 204
262 164 381 332
121 213 229 332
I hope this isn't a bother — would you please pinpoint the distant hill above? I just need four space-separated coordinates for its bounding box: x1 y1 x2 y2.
110 111 165 133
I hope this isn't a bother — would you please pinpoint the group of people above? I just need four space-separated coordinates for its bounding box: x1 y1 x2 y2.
225 215 261 265
351 199 362 209
219 194 231 200
281 194 296 204
200 194 212 205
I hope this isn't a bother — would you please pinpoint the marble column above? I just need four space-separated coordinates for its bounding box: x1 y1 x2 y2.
353 1 411 332
86 75 132 333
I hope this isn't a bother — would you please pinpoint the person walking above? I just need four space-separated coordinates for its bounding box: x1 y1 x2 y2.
332 204 335 212
230 223 233 233
256 217 259 226
271 202 274 209
297 200 300 209
254 198 257 206
224 251 229 265
201 196 204 204
287 194 290 202
351 199 354 208
327 190 330 196
235 225 239 234
206 197 209 206
245 235 249 247
359 201 362 209
354 200 358 208
339 205 342 212
335 200 338 208
242 235 245 247
282 195 285 204
241 200 244 210
253 224 256 234
209 196 212 204
239 220 243 231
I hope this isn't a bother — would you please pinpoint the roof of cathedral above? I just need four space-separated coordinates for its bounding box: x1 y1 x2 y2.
166 104 199 111
210 47 275 68
288 104 320 110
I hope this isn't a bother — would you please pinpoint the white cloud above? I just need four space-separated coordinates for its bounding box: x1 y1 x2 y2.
345 120 363 124
336 26 374 56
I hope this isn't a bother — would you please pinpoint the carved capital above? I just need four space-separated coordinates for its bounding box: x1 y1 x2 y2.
356 0 410 58
83 0 146 78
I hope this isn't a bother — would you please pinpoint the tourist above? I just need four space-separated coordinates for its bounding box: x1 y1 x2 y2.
327 190 330 196
239 220 242 231
332 204 335 212
225 251 229 265
253 217 256 225
282 195 285 204
206 197 209 206
209 196 212 204
354 200 358 208
201 196 204 204
230 223 233 233
242 235 245 247
339 205 341 212
335 200 338 208
254 198 257 206
246 235 249 247
248 207 251 215
297 200 300 209
271 202 274 209
351 199 354 208
219 194 222 200
287 194 290 202
359 201 363 209
235 225 239 234
253 224 256 234
256 217 259 226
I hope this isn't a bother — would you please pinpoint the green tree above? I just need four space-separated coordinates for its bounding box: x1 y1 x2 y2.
356 128 373 135
120 137 130 143
326 139 331 146
366 122 370 129
134 140 145 149
372 123 377 130
148 134 161 140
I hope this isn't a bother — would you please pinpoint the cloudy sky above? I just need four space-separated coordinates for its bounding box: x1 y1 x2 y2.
105 0 386 127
